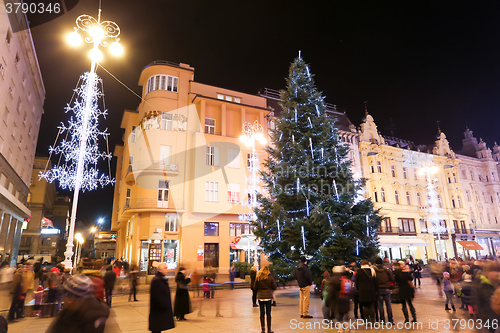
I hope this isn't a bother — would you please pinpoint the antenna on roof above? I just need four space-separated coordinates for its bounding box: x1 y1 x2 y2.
437 120 441 134
364 101 368 116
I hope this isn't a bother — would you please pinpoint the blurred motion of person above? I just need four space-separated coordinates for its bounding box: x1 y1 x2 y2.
394 261 416 323
46 274 110 333
250 266 258 307
191 269 200 298
207 266 217 298
474 261 500 333
7 266 24 322
38 266 48 288
443 272 455 311
0 316 7 333
47 266 62 315
202 275 211 298
254 266 276 333
228 264 236 290
149 262 175 332
104 265 116 307
33 284 44 317
174 267 192 321
129 264 139 302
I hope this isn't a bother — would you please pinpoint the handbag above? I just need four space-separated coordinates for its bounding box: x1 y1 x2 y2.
408 281 414 289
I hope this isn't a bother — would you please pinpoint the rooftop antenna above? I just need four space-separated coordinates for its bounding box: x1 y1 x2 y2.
437 120 441 134
364 101 368 116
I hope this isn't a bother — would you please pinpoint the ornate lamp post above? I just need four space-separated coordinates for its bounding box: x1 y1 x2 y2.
239 121 267 267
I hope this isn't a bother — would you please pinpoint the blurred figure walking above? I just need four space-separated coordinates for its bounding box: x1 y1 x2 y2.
228 264 236 290
104 265 116 307
149 262 175 333
174 267 192 321
128 264 139 302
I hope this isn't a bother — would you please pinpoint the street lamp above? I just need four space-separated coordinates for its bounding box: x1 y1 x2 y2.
60 11 122 271
74 233 84 269
239 121 267 268
418 165 446 261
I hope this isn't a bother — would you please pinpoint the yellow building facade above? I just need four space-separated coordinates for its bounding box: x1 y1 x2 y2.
358 114 471 262
111 61 271 274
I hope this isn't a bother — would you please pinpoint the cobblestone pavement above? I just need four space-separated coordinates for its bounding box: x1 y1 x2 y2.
2 277 491 332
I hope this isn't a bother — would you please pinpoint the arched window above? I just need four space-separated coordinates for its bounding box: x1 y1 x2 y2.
395 191 400 205
458 196 463 208
451 198 456 209
406 192 411 205
417 193 422 206
437 195 443 208
391 165 396 177
381 187 386 202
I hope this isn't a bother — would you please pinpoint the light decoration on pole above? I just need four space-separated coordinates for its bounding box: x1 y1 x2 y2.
239 120 267 267
39 9 122 271
403 150 447 261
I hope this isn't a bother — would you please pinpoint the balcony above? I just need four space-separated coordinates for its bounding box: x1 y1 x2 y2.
376 226 417 236
453 229 473 235
125 161 179 184
122 198 185 215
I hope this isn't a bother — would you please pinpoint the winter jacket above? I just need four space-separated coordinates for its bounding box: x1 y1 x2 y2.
104 269 116 290
394 268 414 300
295 262 312 288
373 264 394 290
174 272 192 317
149 272 175 332
46 297 110 333
443 278 453 293
326 273 350 316
476 275 500 327
254 274 277 300
355 267 377 303
411 263 422 278
250 270 257 290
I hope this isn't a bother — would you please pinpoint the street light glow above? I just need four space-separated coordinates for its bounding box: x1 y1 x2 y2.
89 48 103 61
110 41 123 55
67 31 82 46
98 218 104 224
89 26 104 41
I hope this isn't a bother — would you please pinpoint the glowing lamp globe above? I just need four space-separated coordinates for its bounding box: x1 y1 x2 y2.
89 26 104 41
245 140 252 147
417 168 426 176
89 48 103 62
67 31 82 46
430 166 439 174
110 41 123 55
239 134 247 142
254 133 263 141
259 137 267 145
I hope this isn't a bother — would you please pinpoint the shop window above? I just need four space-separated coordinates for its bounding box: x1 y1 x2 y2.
204 222 219 236
230 223 249 237
163 240 179 270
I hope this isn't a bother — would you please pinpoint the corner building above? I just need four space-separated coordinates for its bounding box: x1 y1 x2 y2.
112 61 271 274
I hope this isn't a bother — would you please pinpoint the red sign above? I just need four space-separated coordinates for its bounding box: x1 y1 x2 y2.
197 249 204 261
234 236 241 244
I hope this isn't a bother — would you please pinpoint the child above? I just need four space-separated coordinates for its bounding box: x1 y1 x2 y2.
443 272 456 311
34 285 44 317
202 275 211 298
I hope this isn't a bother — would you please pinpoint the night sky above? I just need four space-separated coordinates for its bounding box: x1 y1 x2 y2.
29 0 500 228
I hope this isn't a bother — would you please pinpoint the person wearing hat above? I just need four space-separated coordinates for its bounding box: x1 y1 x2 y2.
149 262 175 332
173 267 192 321
295 256 313 318
46 274 110 333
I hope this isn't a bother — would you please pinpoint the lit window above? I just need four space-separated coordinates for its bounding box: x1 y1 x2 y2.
205 181 219 202
227 183 240 203
217 94 224 100
225 96 232 102
161 113 173 130
406 192 411 205
145 75 179 94
381 188 386 202
158 180 169 203
206 146 219 166
205 118 215 134
204 222 219 236
234 97 241 103
165 213 179 232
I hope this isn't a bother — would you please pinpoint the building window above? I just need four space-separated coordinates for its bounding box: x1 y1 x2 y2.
395 191 400 205
227 149 240 169
462 169 467 178
381 187 386 202
488 213 491 223
406 191 411 205
470 170 474 180
159 145 171 167
125 188 131 208
458 196 463 208
165 213 179 232
377 161 382 173
497 192 500 203
205 181 219 202
204 222 219 236
437 195 443 208
466 191 471 202
227 183 240 203
230 223 249 237
374 192 378 202
217 93 241 103
41 238 51 247
158 180 169 202
470 211 476 224
391 165 396 177
130 126 136 142
247 152 259 169
146 74 178 94
413 168 418 180
399 218 416 233
451 198 456 209
403 167 408 179
0 63 4 77
417 193 422 206
20 236 31 247
493 173 496 182
370 165 375 173
475 191 479 202
206 146 219 166
205 118 215 134
161 113 173 130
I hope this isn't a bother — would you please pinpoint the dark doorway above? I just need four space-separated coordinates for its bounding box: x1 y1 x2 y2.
204 243 219 268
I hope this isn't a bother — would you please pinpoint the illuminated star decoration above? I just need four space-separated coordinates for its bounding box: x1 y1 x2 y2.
39 72 115 191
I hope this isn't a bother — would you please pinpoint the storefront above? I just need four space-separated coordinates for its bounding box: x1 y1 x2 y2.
456 240 483 260
378 235 430 263
163 239 179 270
475 230 500 258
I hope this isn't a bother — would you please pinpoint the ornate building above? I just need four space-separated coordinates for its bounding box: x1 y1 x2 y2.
0 8 45 264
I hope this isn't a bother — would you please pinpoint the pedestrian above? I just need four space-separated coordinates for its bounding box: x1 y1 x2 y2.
295 256 313 318
393 261 417 323
174 267 192 321
443 272 455 311
228 264 236 290
7 268 24 322
460 267 473 317
46 274 110 333
474 261 500 332
355 259 377 323
104 265 116 307
47 266 61 316
349 262 362 320
373 257 395 324
128 264 139 302
320 270 331 320
430 260 444 296
191 269 200 298
38 266 48 288
207 266 216 298
326 266 350 323
254 266 276 333
33 284 44 317
149 262 175 333
411 260 422 288
202 275 211 298
250 266 258 307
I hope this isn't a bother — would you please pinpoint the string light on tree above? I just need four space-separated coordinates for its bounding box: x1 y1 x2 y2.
39 7 122 271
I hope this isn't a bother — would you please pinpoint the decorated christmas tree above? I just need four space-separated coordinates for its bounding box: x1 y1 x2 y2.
254 54 380 283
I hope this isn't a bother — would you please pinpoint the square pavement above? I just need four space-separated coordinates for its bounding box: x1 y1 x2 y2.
2 277 490 332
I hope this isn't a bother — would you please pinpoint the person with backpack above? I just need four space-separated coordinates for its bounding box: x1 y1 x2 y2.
327 266 351 323
374 257 395 324
355 259 377 323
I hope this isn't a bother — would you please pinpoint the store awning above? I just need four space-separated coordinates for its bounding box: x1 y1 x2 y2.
378 236 429 247
457 240 483 251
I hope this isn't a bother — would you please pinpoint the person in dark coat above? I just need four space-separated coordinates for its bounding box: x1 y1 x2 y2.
173 267 192 321
228 264 237 290
295 256 313 318
254 266 277 333
149 262 175 333
394 261 416 323
103 265 116 307
374 257 395 323
0 315 7 333
250 266 258 307
128 265 139 302
410 260 422 288
326 266 350 322
355 259 377 323
474 262 500 333
38 266 48 288
46 274 110 333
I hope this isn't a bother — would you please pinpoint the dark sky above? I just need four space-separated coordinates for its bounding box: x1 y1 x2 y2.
30 0 500 228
